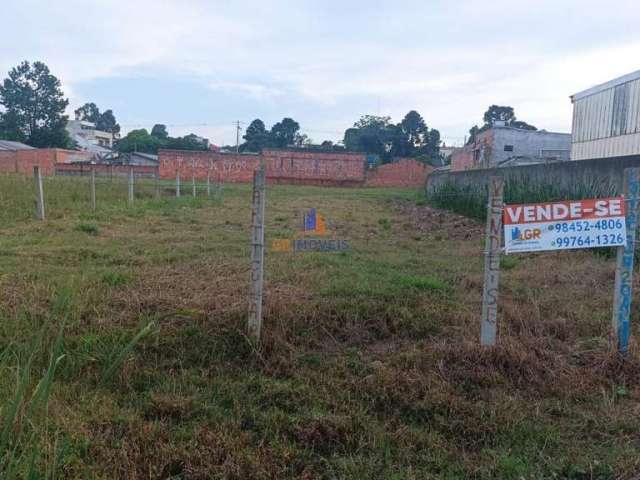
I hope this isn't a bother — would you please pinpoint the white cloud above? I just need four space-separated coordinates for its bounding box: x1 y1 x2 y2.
1 0 639 143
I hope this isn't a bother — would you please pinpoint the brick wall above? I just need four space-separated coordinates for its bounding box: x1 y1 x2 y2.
0 149 93 176
261 149 366 186
158 149 366 186
365 158 433 188
0 151 17 173
159 150 260 183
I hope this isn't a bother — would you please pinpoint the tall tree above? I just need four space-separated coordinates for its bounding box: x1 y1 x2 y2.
151 124 169 139
75 102 120 134
97 109 120 134
242 119 270 152
468 105 537 144
270 117 300 148
0 61 70 148
74 102 100 123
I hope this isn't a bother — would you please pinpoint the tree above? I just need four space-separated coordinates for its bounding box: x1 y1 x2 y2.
97 109 120 134
483 105 515 125
270 117 300 148
75 102 120 134
343 113 441 163
242 119 270 152
151 124 168 139
0 61 70 148
115 129 161 154
74 103 100 123
468 105 537 144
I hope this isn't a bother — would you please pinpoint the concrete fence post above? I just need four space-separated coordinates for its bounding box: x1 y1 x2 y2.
155 172 161 199
248 164 267 342
34 166 45 220
207 171 211 196
90 168 96 211
128 167 135 206
176 170 181 198
480 176 504 346
192 162 197 198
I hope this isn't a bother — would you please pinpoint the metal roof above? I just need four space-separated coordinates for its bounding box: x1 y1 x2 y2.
0 140 35 151
571 69 640 102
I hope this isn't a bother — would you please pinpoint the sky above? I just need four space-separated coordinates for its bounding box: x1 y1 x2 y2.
1 0 639 147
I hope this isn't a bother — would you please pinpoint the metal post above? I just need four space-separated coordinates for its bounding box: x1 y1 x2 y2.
612 168 640 354
90 168 96 211
480 176 504 346
176 171 181 198
128 167 134 205
248 164 266 342
34 166 45 220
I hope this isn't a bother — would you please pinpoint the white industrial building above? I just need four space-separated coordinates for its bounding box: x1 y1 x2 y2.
570 69 640 160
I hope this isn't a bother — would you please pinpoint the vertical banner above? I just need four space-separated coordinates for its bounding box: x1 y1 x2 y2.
612 168 640 354
480 176 504 346
248 165 266 342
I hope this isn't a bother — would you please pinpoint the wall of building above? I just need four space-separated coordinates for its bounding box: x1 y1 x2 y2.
365 158 433 187
492 128 570 164
571 72 640 160
427 154 640 197
450 130 494 171
450 127 570 171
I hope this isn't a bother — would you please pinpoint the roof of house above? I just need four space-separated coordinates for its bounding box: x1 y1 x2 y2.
571 69 640 102
0 140 35 151
130 152 158 162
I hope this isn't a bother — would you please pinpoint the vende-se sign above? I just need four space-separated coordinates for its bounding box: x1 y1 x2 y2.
503 197 627 254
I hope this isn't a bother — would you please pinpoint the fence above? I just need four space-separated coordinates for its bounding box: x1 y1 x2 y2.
0 168 224 224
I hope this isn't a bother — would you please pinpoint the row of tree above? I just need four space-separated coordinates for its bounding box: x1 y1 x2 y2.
115 125 209 154
241 110 442 164
241 118 309 152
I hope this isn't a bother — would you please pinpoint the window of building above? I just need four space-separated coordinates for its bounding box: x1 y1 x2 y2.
504 145 514 152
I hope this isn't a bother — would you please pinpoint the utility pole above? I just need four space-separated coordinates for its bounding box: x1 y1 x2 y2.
236 120 242 153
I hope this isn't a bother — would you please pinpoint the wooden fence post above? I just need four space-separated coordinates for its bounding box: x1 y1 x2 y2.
90 168 96 211
480 176 504 346
176 170 181 198
612 167 640 354
248 164 266 342
128 167 134 205
34 166 45 220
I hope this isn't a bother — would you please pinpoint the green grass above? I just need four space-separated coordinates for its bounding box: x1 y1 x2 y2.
0 173 638 478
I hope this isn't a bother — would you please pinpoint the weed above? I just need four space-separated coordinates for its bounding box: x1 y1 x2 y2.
75 222 100 235
101 270 129 287
500 256 518 270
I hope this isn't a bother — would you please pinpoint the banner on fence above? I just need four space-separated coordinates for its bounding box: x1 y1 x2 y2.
503 197 627 254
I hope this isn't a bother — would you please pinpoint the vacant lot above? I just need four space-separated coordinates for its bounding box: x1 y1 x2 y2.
1 174 639 479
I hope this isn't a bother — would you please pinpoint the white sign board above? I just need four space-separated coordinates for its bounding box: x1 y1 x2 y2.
503 197 627 254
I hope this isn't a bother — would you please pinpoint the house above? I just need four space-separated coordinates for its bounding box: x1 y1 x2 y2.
570 69 640 161
450 124 571 171
66 119 115 154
